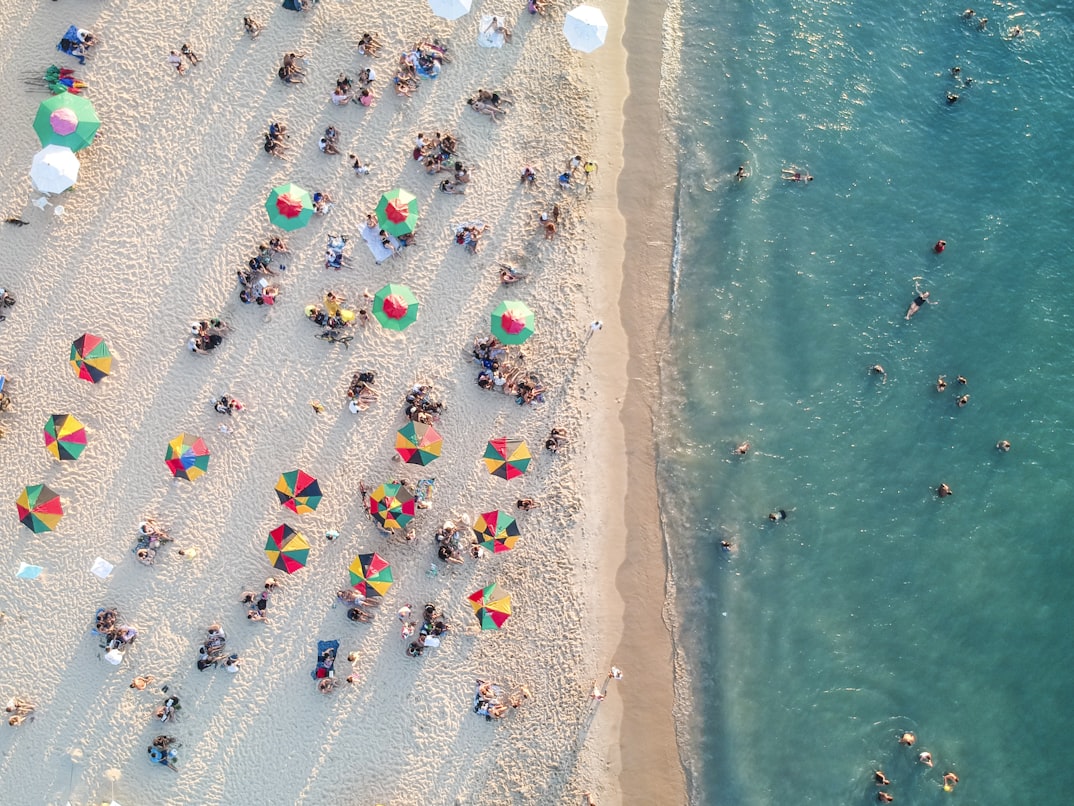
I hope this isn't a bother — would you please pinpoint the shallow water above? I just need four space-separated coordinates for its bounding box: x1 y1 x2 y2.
659 2 1074 803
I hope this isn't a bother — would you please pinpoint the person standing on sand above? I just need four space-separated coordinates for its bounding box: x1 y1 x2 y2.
586 320 603 342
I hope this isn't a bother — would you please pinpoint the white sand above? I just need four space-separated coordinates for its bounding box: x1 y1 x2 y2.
0 1 653 804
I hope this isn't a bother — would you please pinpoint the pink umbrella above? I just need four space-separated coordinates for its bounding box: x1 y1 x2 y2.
50 107 79 135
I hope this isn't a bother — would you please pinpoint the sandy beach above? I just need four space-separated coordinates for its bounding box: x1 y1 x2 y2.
0 1 682 804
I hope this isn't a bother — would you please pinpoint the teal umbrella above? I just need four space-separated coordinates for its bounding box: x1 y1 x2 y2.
33 93 100 151
375 189 419 236
373 284 419 330
265 183 314 231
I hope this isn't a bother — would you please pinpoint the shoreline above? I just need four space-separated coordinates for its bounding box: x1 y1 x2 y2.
586 0 687 801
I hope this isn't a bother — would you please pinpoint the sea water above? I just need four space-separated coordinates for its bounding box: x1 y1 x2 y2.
658 2 1074 803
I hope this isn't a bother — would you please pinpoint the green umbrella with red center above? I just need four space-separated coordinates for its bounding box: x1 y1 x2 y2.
375 188 419 236
33 93 100 152
490 300 535 345
265 182 314 231
372 283 419 331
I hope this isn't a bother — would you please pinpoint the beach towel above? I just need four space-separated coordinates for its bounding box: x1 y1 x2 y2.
57 26 85 64
477 16 505 48
310 639 340 679
361 224 398 264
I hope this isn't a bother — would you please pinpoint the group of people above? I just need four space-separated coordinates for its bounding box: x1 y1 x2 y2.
395 40 449 96
870 731 959 800
237 236 287 306
336 587 380 624
147 734 180 772
473 679 531 721
403 384 445 424
473 336 546 406
195 623 241 672
5 697 35 727
435 518 476 565
167 43 200 76
278 51 307 84
133 518 172 566
93 607 138 660
187 318 231 354
240 577 279 622
454 221 489 254
415 130 462 176
405 603 450 658
331 69 374 107
57 25 96 65
263 120 290 158
346 370 378 412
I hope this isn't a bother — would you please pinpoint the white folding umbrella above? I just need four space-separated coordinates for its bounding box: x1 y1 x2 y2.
428 0 471 21
30 144 80 194
563 4 609 53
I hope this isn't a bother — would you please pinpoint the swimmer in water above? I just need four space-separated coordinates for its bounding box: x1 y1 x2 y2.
781 167 813 182
735 165 748 181
956 375 967 385
938 483 953 498
874 771 892 786
768 509 788 522
877 794 894 804
942 771 959 791
733 441 750 455
871 364 887 383
934 239 946 253
957 394 969 408
936 375 947 392
899 731 917 746
905 280 930 320
918 751 934 767
996 439 1011 452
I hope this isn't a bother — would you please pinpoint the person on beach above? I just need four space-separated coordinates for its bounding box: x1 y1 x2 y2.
521 166 537 185
516 498 539 510
587 320 603 340
905 281 930 320
349 154 371 176
168 51 186 75
468 98 506 122
243 16 264 38
181 44 200 65
528 0 548 14
130 675 155 691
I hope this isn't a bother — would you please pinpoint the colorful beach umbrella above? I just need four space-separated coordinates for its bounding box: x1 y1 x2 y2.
375 188 419 236
372 283 420 331
275 469 322 514
348 552 394 597
69 333 112 383
467 583 512 630
265 182 314 231
395 421 443 466
16 484 63 534
42 413 87 461
164 434 210 481
563 4 609 53
428 0 471 20
473 510 520 553
265 523 310 574
483 438 532 480
30 144 80 194
33 93 100 151
490 300 535 345
369 483 416 531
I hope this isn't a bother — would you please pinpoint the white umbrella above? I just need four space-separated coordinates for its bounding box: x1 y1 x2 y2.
477 15 506 48
563 4 609 53
30 144 80 194
428 0 471 20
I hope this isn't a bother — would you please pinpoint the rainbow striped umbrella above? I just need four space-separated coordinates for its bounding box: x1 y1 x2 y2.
275 469 322 514
16 484 63 533
69 333 112 383
164 434 210 481
483 437 532 480
348 552 394 597
395 421 442 466
472 510 520 553
265 524 310 574
369 483 416 531
42 413 87 461
467 583 512 630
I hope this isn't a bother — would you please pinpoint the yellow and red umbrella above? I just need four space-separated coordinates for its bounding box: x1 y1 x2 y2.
472 510 520 553
69 333 112 383
467 583 512 630
16 484 63 533
42 413 87 460
348 552 394 597
275 469 322 514
369 483 416 530
483 437 531 480
395 421 442 466
265 524 310 574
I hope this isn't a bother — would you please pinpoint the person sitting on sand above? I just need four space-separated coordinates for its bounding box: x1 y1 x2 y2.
243 16 264 37
358 32 382 57
313 191 334 215
319 136 341 155
484 16 512 42
528 0 548 13
331 87 351 105
520 165 537 185
905 281 930 320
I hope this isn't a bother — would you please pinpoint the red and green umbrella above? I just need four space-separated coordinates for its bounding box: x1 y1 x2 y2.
275 469 322 514
348 552 394 597
467 583 512 630
69 333 112 383
372 283 419 330
265 182 314 231
43 413 88 461
395 421 442 466
473 510 520 553
369 483 416 530
483 437 532 480
375 188 419 236
490 300 535 345
16 484 63 533
164 433 210 481
265 523 310 574
33 93 100 152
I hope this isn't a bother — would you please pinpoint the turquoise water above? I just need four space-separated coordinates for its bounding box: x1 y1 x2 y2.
660 2 1074 803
